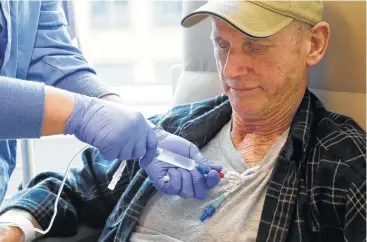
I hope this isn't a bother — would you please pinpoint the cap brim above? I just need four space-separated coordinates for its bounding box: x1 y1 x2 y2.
181 1 293 38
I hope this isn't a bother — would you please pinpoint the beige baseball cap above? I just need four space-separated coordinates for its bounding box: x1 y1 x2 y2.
181 1 323 37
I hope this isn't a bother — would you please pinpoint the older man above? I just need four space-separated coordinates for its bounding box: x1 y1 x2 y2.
0 1 365 242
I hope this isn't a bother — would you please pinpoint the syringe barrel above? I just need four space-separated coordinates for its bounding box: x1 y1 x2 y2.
155 148 196 170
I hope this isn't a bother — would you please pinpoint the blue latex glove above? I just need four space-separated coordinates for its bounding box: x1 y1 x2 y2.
64 94 158 161
140 127 222 200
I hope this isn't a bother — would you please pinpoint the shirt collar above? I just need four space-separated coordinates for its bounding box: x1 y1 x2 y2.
178 89 315 167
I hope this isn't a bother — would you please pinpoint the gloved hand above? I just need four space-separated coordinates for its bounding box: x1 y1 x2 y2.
140 127 222 200
64 94 158 161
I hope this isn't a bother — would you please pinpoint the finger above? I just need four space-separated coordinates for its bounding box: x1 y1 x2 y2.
99 137 123 161
139 142 158 169
206 170 221 189
118 139 135 161
146 126 158 148
177 168 194 199
188 144 222 172
203 162 223 172
162 168 181 195
131 134 147 160
188 143 206 162
190 169 208 200
188 143 223 172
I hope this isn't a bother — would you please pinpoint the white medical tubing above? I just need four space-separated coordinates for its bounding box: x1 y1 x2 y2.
0 146 90 235
0 146 201 235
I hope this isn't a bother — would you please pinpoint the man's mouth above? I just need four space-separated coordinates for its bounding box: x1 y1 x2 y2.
229 86 259 92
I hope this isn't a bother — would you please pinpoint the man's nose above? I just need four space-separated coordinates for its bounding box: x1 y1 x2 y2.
223 50 249 79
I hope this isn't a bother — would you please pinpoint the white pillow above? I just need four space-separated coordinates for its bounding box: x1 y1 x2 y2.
171 71 223 106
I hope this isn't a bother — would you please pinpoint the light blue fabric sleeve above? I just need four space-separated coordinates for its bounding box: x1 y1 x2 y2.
27 0 117 98
0 139 16 204
0 76 45 139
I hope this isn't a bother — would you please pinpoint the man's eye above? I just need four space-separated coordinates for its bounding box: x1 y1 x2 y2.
245 43 268 54
217 45 229 51
214 41 230 52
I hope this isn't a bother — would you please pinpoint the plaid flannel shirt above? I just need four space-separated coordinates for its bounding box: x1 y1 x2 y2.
1 89 366 242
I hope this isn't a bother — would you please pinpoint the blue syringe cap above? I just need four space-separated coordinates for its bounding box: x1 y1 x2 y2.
196 164 225 178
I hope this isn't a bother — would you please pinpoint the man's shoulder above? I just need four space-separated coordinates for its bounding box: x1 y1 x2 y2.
301 107 366 237
312 108 366 176
149 95 230 133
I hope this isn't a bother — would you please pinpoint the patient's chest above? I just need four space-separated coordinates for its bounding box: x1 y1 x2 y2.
130 122 287 242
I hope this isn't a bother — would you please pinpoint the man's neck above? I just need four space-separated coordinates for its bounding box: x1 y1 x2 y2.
230 109 294 167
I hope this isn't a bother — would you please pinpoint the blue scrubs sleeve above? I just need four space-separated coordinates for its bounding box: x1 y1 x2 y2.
0 76 45 139
27 1 117 98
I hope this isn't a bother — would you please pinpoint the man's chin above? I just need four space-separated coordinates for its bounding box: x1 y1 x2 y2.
229 98 266 117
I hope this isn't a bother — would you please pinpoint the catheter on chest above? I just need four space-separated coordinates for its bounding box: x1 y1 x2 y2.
200 171 243 222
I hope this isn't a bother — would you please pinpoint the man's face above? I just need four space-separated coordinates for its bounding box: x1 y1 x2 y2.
211 18 309 119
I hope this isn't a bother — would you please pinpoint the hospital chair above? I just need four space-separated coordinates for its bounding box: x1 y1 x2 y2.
34 1 365 241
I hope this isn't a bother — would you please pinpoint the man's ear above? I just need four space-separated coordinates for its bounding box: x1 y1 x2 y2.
306 22 331 67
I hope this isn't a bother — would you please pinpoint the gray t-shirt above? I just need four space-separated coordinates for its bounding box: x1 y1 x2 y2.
130 121 289 242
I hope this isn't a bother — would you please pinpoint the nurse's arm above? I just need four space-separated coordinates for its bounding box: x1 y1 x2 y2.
0 76 77 139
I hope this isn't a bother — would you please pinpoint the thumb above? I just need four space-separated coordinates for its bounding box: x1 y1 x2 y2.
188 143 205 162
204 162 222 172
189 143 222 172
206 170 221 189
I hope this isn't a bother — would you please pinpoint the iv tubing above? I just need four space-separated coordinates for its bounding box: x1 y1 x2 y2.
0 146 90 235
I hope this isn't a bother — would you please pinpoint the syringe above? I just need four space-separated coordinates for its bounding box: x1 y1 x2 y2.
108 148 224 190
155 148 196 169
